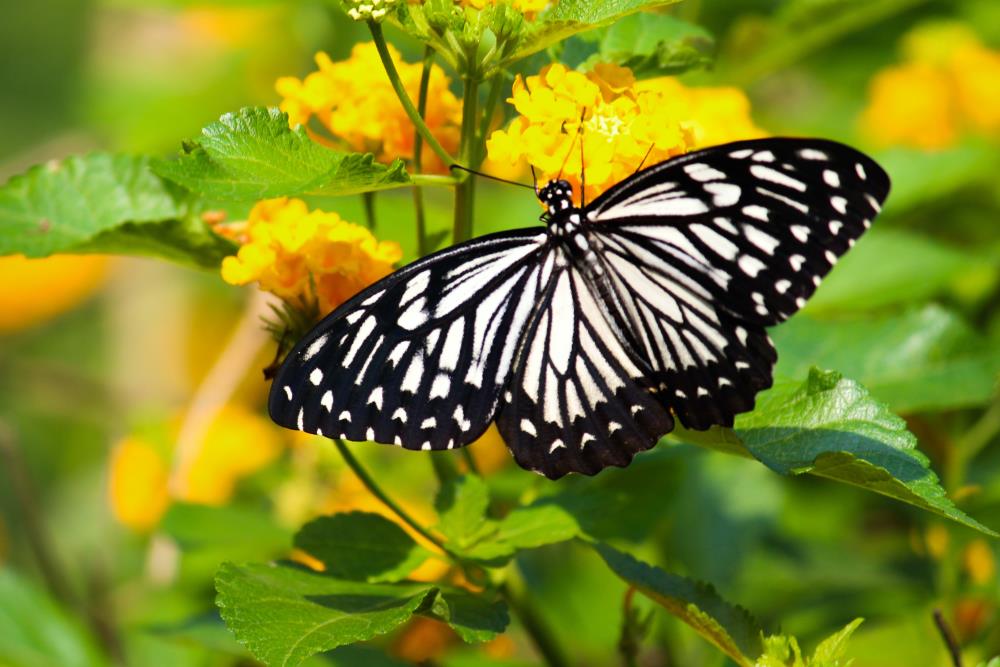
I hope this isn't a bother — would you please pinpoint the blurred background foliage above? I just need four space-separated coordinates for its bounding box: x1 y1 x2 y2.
0 0 999 665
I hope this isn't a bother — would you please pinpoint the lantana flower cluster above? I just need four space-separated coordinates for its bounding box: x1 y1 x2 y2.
861 22 1000 150
277 43 462 173
217 197 401 315
486 63 765 205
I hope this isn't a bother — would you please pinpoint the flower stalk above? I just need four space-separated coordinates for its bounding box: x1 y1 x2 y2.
453 76 480 243
412 46 434 257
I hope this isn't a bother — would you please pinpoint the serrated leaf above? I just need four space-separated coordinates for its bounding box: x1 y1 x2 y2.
594 13 714 76
772 305 1000 412
810 618 863 665
435 475 491 549
215 562 433 667
594 544 763 667
154 107 410 201
678 369 996 535
424 589 510 643
0 153 185 258
0 568 109 667
805 229 990 314
507 1 683 63
293 512 432 583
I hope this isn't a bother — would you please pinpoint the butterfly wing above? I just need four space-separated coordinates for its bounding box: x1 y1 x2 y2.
581 137 890 429
269 229 551 451
495 254 675 478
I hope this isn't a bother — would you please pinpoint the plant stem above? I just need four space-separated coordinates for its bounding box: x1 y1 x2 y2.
369 21 454 168
362 191 377 231
332 438 447 552
412 46 433 257
945 397 1000 493
453 76 480 243
476 73 504 166
0 422 76 606
461 448 480 475
933 609 963 667
500 577 572 667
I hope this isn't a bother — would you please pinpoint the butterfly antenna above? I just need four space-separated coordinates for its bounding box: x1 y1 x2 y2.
633 143 655 175
449 164 535 191
579 109 587 207
556 110 587 182
530 165 539 195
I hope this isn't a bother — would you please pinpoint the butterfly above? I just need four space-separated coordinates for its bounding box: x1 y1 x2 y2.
268 137 890 479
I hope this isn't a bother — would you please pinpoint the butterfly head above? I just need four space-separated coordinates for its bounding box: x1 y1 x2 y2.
538 179 575 216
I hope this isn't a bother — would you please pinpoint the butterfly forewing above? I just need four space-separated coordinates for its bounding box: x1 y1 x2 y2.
269 229 550 451
586 138 890 326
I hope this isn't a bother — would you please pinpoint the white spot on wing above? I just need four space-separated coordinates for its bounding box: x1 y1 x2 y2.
321 390 333 411
831 196 848 215
751 165 806 192
283 385 293 401
309 368 324 386
704 182 741 207
799 148 828 161
738 255 767 277
742 205 769 222
302 334 329 362
823 169 840 188
368 387 383 410
521 419 537 436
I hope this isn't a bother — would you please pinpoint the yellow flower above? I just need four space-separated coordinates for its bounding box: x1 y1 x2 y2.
963 539 997 586
176 405 283 505
486 63 765 205
276 44 462 173
108 436 171 532
0 255 108 332
218 197 402 316
107 405 285 530
860 21 1000 149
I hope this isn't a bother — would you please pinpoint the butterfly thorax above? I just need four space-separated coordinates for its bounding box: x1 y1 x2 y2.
538 179 584 236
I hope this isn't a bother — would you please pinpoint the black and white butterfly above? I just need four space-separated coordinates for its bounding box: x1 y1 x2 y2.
268 138 890 479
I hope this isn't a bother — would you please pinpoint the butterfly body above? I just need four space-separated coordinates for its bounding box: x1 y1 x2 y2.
269 138 890 478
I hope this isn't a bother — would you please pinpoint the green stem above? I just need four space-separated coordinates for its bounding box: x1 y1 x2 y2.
361 192 377 231
461 448 480 476
332 438 447 552
453 77 480 244
411 174 458 187
476 73 504 167
412 46 434 258
946 398 1000 493
500 577 572 667
369 21 454 168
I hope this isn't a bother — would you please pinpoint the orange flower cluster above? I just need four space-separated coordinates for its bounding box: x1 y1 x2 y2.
861 22 1000 150
276 43 462 173
486 63 765 204
217 198 401 316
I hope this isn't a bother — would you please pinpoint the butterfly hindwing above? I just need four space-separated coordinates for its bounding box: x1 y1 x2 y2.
268 229 550 451
496 257 675 478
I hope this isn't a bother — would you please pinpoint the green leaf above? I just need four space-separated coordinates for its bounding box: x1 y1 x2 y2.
435 475 491 549
677 369 996 535
809 618 863 665
0 568 108 667
293 512 432 583
756 619 863 667
804 229 991 314
215 562 434 667
594 544 764 667
493 503 582 550
772 305 1000 412
593 13 714 76
72 216 235 269
161 503 291 552
154 107 410 201
875 144 999 213
424 589 510 643
508 1 683 63
0 153 185 258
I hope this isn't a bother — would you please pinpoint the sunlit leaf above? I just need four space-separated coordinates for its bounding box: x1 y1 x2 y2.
435 475 492 549
215 562 433 667
424 589 509 643
593 13 714 76
154 107 410 201
676 369 996 535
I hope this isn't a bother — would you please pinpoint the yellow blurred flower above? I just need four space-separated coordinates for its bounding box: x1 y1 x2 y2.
108 437 171 532
276 44 462 173
0 254 108 332
963 539 997 586
861 21 1000 149
486 63 765 204
178 6 280 48
107 405 284 531
217 197 401 316
176 405 282 505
